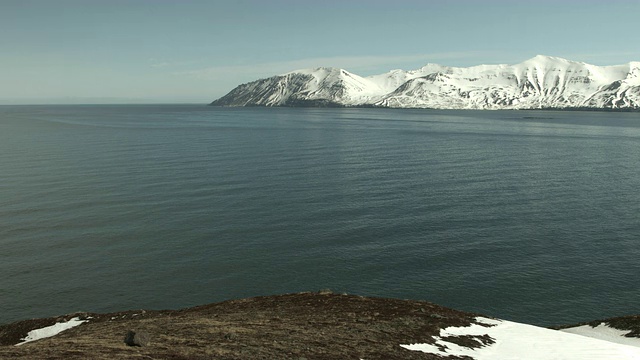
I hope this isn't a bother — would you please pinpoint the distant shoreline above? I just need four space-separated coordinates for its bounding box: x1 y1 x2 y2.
2 103 638 112
208 103 640 112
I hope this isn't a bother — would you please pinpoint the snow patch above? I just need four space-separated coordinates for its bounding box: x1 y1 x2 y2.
15 317 88 346
401 317 640 359
561 323 640 348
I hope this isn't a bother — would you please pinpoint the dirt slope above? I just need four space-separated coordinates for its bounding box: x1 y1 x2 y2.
0 291 490 359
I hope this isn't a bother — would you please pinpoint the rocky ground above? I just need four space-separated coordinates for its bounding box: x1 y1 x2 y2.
0 291 489 359
2 291 639 360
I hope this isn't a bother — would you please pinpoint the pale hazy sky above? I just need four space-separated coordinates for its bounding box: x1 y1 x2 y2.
2 0 639 104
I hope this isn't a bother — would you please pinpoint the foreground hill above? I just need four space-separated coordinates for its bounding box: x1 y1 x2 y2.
210 55 640 110
2 292 640 359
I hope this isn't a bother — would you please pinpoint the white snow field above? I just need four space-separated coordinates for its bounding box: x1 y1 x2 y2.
561 322 640 348
15 317 88 346
401 317 640 359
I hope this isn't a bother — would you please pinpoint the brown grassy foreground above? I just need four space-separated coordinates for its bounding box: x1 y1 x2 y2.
0 291 490 359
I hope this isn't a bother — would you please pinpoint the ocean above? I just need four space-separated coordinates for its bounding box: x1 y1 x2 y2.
1 105 639 326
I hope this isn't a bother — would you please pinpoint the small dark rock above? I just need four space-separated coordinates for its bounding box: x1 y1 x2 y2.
124 330 151 347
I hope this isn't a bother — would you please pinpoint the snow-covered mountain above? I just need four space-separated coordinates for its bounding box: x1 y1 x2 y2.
210 55 640 110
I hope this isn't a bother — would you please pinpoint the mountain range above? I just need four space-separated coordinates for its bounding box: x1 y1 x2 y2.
210 55 640 110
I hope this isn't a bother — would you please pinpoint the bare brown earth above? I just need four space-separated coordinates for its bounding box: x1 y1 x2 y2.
5 291 639 359
0 291 494 360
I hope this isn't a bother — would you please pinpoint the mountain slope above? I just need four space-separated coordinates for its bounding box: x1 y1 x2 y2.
3 293 640 359
211 67 386 107
210 55 640 110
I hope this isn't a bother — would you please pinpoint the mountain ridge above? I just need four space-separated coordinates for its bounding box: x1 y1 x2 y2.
210 55 640 110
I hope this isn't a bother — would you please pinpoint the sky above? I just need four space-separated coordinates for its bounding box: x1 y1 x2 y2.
1 0 640 104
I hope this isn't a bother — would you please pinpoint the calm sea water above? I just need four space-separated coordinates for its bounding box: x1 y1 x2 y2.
1 105 639 326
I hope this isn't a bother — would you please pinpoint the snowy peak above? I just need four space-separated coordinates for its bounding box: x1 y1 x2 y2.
210 56 640 110
525 54 576 64
296 67 386 100
211 67 386 107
